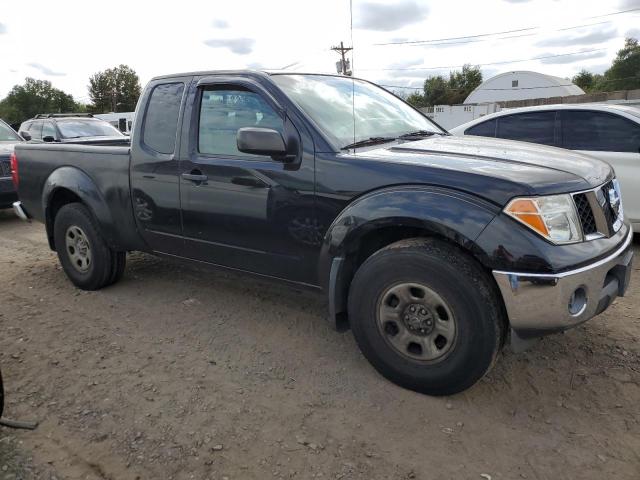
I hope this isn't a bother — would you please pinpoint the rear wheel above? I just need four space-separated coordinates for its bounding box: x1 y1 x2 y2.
53 203 126 290
348 238 505 396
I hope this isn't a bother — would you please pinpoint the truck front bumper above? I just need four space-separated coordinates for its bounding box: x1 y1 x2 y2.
493 228 634 342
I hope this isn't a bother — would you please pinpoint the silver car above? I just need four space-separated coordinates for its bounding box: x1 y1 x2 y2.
450 104 640 231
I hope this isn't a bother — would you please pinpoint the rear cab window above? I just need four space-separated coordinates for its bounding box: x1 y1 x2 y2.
142 82 186 154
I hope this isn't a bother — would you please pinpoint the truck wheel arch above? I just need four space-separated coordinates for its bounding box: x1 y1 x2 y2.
319 187 501 330
42 168 116 252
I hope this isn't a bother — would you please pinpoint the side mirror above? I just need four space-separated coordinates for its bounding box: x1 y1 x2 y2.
237 127 286 157
20 131 31 141
42 135 55 143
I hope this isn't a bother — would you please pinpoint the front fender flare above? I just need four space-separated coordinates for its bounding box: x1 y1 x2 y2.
318 186 500 328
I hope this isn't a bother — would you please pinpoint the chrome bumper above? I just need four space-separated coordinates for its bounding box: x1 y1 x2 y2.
493 228 634 339
12 201 29 222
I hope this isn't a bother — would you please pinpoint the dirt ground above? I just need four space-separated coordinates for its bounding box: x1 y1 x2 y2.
0 209 638 480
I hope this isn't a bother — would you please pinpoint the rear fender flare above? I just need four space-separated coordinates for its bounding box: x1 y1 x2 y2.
42 167 117 250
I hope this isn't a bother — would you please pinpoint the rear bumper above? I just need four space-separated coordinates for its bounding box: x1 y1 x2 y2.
12 201 30 221
493 227 634 339
0 177 17 208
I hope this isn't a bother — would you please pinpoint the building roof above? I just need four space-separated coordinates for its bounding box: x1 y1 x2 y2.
464 71 585 104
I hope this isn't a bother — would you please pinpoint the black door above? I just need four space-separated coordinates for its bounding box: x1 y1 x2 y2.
178 79 318 284
130 78 191 254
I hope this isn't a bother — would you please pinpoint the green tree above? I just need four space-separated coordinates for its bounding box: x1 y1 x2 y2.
448 64 483 102
405 91 426 108
423 75 449 106
601 37 640 91
405 64 483 108
0 78 79 125
88 64 141 113
572 69 596 91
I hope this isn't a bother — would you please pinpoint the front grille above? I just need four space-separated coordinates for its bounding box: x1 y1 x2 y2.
573 193 597 236
0 155 10 177
571 179 623 240
600 180 617 230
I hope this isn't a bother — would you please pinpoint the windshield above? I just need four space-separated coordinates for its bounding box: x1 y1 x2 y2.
57 119 123 139
0 121 22 142
271 74 443 149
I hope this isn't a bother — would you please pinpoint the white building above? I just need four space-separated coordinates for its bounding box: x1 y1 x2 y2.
464 71 585 104
420 71 587 129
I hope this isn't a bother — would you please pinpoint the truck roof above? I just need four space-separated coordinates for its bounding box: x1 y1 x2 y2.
149 70 360 82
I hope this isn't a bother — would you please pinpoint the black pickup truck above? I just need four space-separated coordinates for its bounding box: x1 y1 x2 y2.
12 71 634 395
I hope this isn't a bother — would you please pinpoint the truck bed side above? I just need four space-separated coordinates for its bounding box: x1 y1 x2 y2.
15 142 147 252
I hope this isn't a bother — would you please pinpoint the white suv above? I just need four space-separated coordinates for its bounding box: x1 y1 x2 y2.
450 104 640 230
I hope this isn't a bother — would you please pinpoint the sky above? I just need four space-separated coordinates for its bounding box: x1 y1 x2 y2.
1 0 639 102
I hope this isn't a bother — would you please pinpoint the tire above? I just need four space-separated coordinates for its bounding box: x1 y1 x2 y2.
348 238 505 396
53 203 125 290
108 251 127 286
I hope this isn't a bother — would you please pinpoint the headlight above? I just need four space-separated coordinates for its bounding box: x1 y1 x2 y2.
504 194 582 244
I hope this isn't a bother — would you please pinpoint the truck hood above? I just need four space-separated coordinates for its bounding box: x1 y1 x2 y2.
360 135 612 204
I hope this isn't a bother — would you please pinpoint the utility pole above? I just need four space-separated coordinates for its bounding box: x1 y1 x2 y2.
331 41 353 76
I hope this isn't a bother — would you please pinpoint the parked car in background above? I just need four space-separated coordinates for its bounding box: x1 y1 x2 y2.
0 118 23 209
12 71 633 396
450 104 640 229
18 113 126 145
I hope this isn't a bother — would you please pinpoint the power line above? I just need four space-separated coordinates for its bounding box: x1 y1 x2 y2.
371 7 639 46
379 20 619 49
358 48 607 72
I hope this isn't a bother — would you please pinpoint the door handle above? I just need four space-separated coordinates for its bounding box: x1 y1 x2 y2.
231 176 267 188
182 170 208 183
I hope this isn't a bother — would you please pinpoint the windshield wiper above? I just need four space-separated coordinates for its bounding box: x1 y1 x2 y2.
341 137 396 150
397 130 439 140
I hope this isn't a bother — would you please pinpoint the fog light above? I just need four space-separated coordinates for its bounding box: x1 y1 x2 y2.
568 287 587 316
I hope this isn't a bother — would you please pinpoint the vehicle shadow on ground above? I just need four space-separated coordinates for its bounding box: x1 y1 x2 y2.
0 208 21 223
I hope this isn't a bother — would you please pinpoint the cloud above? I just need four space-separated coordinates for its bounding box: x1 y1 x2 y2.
27 62 65 76
355 1 428 31
203 37 255 55
626 27 640 39
578 63 609 74
0 22 6 34
536 27 618 47
539 50 607 64
387 58 424 69
619 0 640 8
212 19 229 29
246 62 265 70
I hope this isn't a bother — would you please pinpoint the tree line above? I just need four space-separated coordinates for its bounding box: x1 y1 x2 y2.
0 65 141 127
404 37 640 109
572 38 640 93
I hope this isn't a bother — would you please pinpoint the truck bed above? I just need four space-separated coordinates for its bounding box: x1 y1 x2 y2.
15 142 143 251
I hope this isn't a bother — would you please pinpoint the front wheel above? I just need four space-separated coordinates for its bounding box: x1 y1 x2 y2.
348 238 505 396
53 203 126 290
